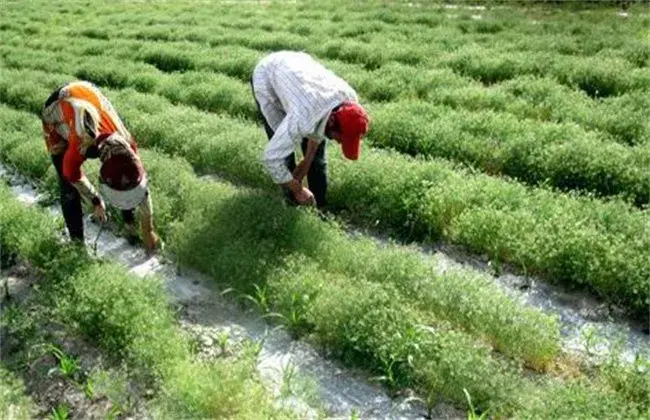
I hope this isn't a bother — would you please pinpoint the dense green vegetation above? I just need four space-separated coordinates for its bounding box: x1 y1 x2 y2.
0 0 648 417
0 365 34 420
2 98 648 418
1 26 649 205
0 185 290 418
0 103 560 410
0 66 647 319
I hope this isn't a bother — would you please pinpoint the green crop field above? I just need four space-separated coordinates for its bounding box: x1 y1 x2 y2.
0 0 648 418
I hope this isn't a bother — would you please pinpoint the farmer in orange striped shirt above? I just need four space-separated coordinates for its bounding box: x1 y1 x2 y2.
41 81 160 251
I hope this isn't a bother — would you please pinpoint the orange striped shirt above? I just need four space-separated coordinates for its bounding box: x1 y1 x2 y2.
41 81 133 183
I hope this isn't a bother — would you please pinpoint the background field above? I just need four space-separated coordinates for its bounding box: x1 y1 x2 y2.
1 0 649 419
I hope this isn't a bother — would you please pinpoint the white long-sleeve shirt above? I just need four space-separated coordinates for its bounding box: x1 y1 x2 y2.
252 51 359 184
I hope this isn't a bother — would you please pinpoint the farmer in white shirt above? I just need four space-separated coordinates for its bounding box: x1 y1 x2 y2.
251 51 370 208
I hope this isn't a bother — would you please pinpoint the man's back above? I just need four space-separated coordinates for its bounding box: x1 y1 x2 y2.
254 51 357 118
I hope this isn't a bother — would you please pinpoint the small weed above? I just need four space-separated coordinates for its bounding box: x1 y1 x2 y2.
280 362 299 398
48 345 80 380
215 330 230 354
242 336 266 359
83 377 95 400
279 362 321 409
50 404 70 420
371 357 398 390
106 403 124 420
424 391 438 419
240 284 271 314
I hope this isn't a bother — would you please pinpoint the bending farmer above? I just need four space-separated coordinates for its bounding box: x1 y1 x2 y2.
41 81 160 251
252 51 370 208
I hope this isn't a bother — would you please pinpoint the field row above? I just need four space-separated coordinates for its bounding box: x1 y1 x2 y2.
0 183 288 418
1 105 648 418
368 100 650 206
50 5 650 97
0 65 648 318
3 23 649 148
1 39 649 207
8 0 649 68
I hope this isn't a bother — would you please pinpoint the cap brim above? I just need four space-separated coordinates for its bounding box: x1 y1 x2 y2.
99 175 148 210
341 136 362 160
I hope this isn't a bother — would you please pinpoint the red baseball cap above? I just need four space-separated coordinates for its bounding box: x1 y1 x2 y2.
334 101 369 160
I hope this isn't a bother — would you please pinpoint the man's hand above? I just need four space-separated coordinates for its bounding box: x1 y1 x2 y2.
94 200 107 223
293 186 315 206
286 179 315 206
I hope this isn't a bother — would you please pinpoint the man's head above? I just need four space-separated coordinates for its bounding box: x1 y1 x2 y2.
97 133 148 210
327 102 369 160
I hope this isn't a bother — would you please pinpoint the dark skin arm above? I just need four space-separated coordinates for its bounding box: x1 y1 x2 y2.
292 137 320 183
282 110 342 206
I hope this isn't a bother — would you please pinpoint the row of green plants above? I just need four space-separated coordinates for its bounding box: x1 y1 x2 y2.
12 0 647 69
368 100 650 205
443 45 649 98
2 13 644 129
70 18 650 97
1 105 648 418
0 66 647 319
31 2 648 96
2 40 648 207
3 4 648 98
427 75 650 147
3 20 647 148
0 183 288 419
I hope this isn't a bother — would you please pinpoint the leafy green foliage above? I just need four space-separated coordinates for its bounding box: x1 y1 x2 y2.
0 185 287 418
50 404 69 420
49 346 80 380
0 366 34 420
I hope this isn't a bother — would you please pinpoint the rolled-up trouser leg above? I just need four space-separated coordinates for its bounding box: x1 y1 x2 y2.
51 153 84 242
301 138 328 208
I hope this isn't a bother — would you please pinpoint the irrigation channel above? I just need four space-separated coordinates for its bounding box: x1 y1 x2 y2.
347 232 649 365
427 245 647 362
0 162 456 419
